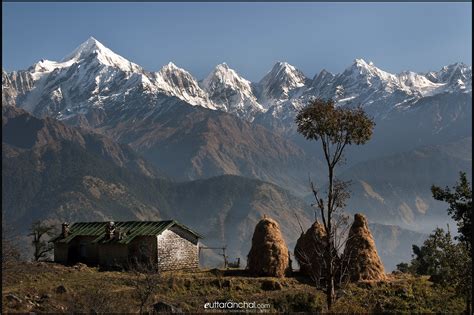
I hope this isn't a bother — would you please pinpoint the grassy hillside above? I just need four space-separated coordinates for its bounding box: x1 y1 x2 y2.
2 262 465 313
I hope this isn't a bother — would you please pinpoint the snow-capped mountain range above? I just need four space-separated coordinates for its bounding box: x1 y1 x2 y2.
3 37 472 127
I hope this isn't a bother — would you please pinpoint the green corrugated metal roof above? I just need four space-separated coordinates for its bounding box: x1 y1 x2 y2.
51 220 201 245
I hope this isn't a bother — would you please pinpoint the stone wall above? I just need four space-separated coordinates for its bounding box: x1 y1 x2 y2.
157 228 199 271
128 236 158 265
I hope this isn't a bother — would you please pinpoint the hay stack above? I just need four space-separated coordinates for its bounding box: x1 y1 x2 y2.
247 217 290 278
294 221 327 277
343 213 385 281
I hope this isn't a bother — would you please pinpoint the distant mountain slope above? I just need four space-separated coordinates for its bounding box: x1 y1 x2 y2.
335 137 472 231
164 175 314 265
1 108 315 264
2 106 168 227
2 106 159 178
94 101 322 197
168 176 429 271
2 108 420 271
370 223 427 272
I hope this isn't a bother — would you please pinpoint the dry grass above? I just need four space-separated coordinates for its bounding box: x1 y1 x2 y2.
247 217 290 278
2 262 318 313
294 220 327 277
2 262 465 313
344 213 385 281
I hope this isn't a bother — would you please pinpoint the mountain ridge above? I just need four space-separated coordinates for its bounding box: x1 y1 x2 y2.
3 37 470 125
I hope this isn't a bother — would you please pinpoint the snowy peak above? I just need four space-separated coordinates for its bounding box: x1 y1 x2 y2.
427 63 472 92
202 63 252 96
353 58 372 68
217 62 230 70
398 71 437 89
8 37 151 117
157 62 189 81
311 69 335 87
203 63 252 90
269 61 305 79
313 69 333 80
61 37 142 73
344 58 397 83
334 58 438 100
62 36 104 62
201 63 263 118
258 61 307 105
160 61 180 72
342 58 469 94
155 62 215 109
309 69 336 97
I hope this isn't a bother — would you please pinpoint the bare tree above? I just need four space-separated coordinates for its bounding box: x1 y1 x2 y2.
28 220 56 261
128 244 161 314
295 98 374 309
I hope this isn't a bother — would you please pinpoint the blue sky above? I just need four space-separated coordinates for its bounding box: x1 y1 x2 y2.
2 2 472 81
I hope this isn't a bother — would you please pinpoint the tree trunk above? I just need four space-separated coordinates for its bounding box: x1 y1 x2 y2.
326 272 336 309
465 295 471 315
325 163 336 310
326 238 336 310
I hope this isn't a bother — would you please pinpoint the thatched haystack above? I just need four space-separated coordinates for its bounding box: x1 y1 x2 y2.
294 221 327 278
343 213 385 281
247 216 290 278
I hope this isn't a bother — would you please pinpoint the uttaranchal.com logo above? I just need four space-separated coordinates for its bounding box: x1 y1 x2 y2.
204 300 271 311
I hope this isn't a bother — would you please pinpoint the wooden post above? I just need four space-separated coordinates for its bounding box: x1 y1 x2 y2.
197 245 229 269
223 246 228 269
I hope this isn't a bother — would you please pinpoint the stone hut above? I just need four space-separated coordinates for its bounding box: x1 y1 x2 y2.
51 220 201 271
